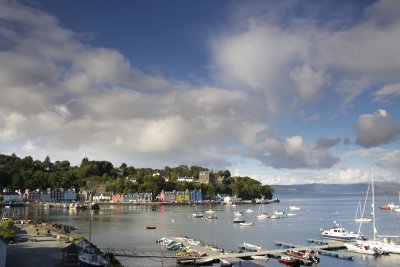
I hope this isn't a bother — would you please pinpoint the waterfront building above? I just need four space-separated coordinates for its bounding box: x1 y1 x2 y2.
23 189 41 202
2 189 23 204
190 189 203 202
159 190 176 203
51 188 64 202
93 192 111 203
112 193 124 203
176 190 190 203
39 189 51 202
124 193 152 203
199 171 216 184
63 189 77 202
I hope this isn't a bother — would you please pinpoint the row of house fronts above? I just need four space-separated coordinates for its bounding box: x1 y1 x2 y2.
1 189 78 204
93 189 204 203
2 188 227 204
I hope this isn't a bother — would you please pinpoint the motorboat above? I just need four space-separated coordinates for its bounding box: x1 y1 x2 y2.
206 215 217 219
146 225 156 230
239 222 254 226
345 243 382 255
278 256 301 266
192 213 204 218
233 218 245 223
269 214 280 219
246 208 254 213
250 255 268 261
242 242 261 250
321 222 362 241
205 209 216 214
257 213 268 219
285 249 319 263
273 210 285 216
380 202 399 210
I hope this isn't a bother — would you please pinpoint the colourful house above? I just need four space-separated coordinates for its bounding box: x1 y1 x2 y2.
111 193 124 203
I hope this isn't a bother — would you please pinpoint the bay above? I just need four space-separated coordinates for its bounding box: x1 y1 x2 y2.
9 191 400 266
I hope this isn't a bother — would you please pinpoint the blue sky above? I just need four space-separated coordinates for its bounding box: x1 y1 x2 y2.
1 0 400 184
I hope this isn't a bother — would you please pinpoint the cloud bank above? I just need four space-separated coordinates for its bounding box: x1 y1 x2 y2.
0 1 399 184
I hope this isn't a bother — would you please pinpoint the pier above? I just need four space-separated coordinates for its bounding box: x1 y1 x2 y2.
105 236 351 266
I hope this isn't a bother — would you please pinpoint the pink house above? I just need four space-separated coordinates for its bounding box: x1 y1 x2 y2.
159 190 176 203
111 193 124 203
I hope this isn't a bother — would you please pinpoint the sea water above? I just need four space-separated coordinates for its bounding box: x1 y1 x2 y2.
10 192 400 266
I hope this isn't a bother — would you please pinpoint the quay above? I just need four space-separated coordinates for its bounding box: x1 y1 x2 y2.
106 236 350 266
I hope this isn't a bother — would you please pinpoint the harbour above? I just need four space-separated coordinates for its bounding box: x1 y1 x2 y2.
3 191 400 266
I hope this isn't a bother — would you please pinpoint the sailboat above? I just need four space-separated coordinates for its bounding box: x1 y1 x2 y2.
257 204 268 219
356 168 400 254
79 194 111 267
354 179 373 223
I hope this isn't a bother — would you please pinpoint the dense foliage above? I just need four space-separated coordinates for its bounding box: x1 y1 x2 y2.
0 219 15 243
0 154 273 200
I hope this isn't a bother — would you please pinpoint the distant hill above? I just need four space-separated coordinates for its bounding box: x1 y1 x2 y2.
272 182 400 195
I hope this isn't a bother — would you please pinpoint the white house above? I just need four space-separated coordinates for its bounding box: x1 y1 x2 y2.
2 190 23 204
93 193 111 203
177 176 194 183
0 236 7 267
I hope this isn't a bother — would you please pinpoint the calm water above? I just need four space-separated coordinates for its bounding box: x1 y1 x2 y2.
7 192 400 267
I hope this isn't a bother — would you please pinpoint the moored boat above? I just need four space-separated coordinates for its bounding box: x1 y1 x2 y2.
278 256 301 266
321 221 362 241
380 202 399 210
285 249 320 263
79 251 111 267
192 213 204 218
239 222 254 226
257 213 268 219
242 242 261 250
233 218 245 223
146 225 156 229
345 243 382 255
356 169 400 254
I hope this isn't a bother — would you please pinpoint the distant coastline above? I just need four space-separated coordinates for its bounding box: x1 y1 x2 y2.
273 182 400 195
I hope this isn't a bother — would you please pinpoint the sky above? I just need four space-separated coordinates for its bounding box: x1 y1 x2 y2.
0 0 400 185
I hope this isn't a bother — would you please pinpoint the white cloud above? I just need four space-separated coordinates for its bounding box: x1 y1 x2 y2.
243 133 340 169
1 0 400 181
354 109 400 147
290 64 329 102
211 0 400 115
378 150 400 170
373 83 400 103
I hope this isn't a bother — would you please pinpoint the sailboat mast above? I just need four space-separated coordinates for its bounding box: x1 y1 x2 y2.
372 168 376 241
